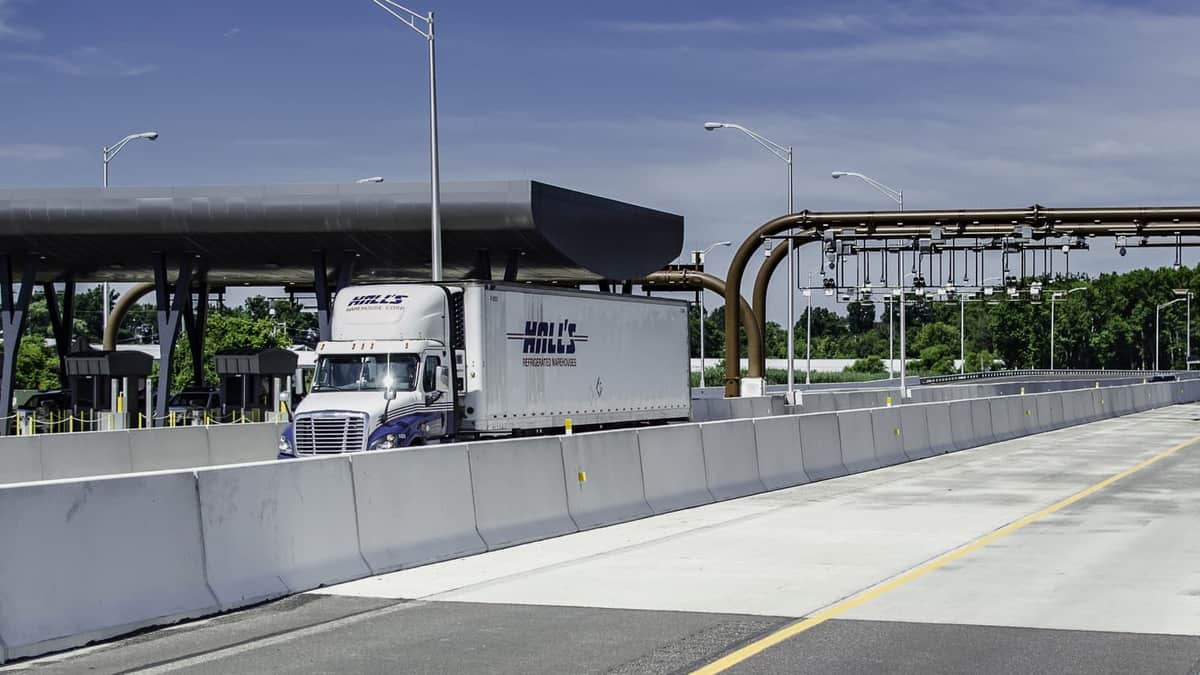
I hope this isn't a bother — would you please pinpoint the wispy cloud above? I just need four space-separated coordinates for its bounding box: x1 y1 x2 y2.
224 27 241 39
5 47 157 77
605 14 871 34
0 0 40 41
0 144 73 161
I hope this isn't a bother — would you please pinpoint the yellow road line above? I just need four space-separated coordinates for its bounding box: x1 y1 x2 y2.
692 431 1200 675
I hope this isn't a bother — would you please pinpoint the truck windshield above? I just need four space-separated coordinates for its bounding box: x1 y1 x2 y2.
312 354 419 392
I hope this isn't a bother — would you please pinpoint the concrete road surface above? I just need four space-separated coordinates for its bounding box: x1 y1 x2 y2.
8 405 1200 674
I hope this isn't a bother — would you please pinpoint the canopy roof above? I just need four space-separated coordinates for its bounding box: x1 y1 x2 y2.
0 180 683 284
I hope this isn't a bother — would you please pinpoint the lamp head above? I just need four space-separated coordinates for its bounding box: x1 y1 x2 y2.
703 122 724 131
140 132 159 141
831 171 848 179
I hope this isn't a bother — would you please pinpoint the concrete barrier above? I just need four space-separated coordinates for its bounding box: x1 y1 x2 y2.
752 415 809 490
561 429 652 530
198 456 368 609
837 409 878 473
870 407 907 466
206 422 282 466
1093 389 1109 420
1034 395 1054 433
130 426 210 473
352 445 485 573
468 437 577 549
899 406 934 460
729 398 756 420
700 419 765 501
1014 397 1036 435
798 413 846 481
970 398 996 445
0 472 217 662
1048 394 1066 430
750 397 775 419
690 398 714 423
948 400 974 452
989 398 1016 442
0 435 43 484
39 430 132 480
924 403 955 455
637 425 713 514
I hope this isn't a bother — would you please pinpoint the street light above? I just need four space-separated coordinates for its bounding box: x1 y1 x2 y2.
371 0 442 281
101 130 159 337
831 171 903 211
356 176 385 184
704 121 795 397
102 131 158 188
1049 287 1087 370
1156 296 1186 370
692 240 732 388
1174 288 1193 367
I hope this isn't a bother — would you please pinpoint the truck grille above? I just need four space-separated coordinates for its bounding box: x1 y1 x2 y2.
294 413 367 455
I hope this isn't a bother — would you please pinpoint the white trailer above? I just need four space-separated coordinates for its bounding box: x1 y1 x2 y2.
279 282 690 456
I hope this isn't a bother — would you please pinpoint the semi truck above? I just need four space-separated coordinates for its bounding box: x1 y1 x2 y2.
278 282 690 457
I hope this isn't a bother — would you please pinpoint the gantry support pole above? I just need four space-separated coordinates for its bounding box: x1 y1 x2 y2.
752 243 792 377
641 270 762 378
103 282 155 351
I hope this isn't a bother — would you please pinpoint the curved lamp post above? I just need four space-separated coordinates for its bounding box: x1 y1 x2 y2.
831 171 903 211
102 131 158 188
704 121 795 397
371 0 442 281
692 240 732 388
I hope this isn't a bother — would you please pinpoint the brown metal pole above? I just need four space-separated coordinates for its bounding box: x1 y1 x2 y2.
642 270 763 381
752 243 790 378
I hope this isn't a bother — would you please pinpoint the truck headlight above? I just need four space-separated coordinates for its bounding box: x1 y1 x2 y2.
369 433 399 451
278 434 292 453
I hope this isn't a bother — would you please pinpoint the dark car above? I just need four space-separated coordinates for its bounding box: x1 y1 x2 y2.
18 389 71 412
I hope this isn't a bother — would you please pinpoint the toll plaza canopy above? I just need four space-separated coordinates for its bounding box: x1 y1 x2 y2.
0 180 683 284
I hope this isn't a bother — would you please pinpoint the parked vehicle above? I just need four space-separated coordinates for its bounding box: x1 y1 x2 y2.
278 282 690 457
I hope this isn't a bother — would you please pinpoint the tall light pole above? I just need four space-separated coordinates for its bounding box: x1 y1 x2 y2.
1049 287 1087 370
371 0 442 281
894 287 906 399
693 240 732 388
959 292 966 372
803 270 819 386
101 130 159 337
1156 296 1186 370
831 171 903 211
1174 288 1193 368
704 122 794 397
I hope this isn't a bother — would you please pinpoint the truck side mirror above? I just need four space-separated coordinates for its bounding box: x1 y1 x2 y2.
435 365 451 393
383 387 397 401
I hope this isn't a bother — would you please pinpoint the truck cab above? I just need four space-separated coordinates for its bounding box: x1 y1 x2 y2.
278 286 458 457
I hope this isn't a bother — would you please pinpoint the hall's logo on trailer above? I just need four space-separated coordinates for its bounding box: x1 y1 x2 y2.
345 293 408 311
507 320 589 367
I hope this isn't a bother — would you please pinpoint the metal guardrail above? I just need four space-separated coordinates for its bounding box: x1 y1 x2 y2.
918 369 1188 385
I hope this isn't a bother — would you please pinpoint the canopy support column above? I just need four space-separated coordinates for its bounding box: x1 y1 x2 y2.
313 250 356 342
153 253 195 422
0 255 36 435
181 263 209 387
43 274 76 387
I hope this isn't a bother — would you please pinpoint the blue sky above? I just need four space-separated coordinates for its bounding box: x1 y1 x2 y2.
3 0 1200 315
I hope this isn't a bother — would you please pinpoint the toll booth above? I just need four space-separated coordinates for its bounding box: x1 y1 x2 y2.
215 348 299 422
65 350 154 430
